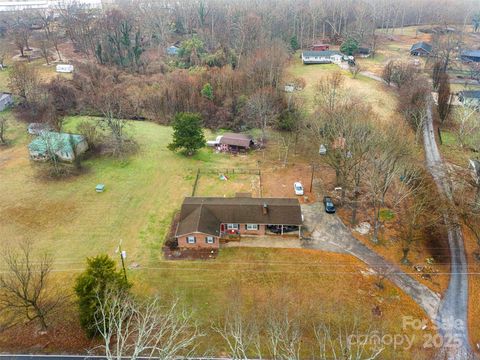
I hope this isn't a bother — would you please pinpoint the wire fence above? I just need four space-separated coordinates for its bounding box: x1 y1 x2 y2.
191 168 262 197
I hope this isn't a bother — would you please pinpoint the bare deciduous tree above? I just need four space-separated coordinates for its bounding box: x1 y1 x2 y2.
94 290 201 360
0 241 67 331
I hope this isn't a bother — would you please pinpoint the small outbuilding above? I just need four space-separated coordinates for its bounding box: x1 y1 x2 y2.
28 132 88 162
410 42 432 56
460 50 480 63
218 133 254 153
0 92 13 112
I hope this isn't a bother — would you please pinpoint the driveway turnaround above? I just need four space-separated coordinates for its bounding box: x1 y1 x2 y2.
301 203 441 321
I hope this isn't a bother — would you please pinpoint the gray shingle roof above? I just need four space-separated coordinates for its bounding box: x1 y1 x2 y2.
176 197 303 237
302 50 342 57
410 42 432 53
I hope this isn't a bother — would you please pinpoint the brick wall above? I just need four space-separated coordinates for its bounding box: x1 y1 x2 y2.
177 232 219 249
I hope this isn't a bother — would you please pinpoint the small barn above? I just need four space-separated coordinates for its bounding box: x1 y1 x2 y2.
28 132 88 162
460 50 480 63
218 133 254 153
0 92 13 112
302 50 343 64
410 42 432 56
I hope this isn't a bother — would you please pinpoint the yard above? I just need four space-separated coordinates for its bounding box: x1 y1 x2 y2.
0 114 439 358
287 56 400 122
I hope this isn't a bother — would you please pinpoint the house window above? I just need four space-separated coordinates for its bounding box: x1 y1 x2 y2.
246 224 258 231
187 236 196 244
206 236 214 244
227 224 239 230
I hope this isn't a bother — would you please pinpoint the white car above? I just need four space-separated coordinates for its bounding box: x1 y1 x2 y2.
294 182 304 196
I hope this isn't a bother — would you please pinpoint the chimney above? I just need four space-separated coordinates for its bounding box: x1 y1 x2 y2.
262 203 268 215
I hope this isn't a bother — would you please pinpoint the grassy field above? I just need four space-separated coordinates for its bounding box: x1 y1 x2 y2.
0 115 257 263
287 57 400 122
0 114 438 358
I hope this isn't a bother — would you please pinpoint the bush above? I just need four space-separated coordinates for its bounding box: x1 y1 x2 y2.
76 120 103 150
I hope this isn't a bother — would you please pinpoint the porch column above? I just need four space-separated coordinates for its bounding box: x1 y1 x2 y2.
281 225 284 236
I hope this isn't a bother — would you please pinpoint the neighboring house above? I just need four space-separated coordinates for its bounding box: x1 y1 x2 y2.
218 133 254 152
311 43 329 51
302 50 343 64
460 50 480 63
458 90 480 108
0 0 102 12
27 122 53 135
28 132 88 162
410 42 432 56
167 45 179 56
175 196 303 249
0 92 13 112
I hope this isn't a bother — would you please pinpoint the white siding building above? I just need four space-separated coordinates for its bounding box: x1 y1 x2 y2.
0 0 102 12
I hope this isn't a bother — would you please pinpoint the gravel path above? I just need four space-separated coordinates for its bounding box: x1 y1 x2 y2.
423 100 473 360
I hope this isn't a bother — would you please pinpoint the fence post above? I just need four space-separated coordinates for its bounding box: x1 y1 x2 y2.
192 168 200 196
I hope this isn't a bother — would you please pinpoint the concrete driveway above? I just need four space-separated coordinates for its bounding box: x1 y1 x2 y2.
301 203 441 321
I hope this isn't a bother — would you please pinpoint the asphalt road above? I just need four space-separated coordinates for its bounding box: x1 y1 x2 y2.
423 99 472 360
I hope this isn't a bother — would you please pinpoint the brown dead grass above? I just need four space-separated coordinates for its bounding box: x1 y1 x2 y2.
337 206 450 295
135 248 437 359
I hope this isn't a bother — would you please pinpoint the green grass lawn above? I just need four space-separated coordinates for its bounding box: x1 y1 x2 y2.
0 116 257 264
0 68 10 92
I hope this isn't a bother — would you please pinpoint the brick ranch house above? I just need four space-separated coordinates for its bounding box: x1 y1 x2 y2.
175 196 303 249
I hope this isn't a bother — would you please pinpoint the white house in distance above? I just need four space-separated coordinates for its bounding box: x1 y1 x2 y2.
0 0 102 12
301 50 343 65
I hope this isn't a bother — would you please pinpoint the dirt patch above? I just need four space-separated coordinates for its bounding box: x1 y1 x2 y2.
195 170 260 197
261 163 316 203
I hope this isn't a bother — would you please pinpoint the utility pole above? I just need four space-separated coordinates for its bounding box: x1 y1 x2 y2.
116 240 128 282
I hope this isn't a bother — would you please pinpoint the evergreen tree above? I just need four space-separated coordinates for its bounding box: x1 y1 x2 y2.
340 38 359 56
201 83 214 100
290 36 300 51
168 112 206 156
74 255 129 338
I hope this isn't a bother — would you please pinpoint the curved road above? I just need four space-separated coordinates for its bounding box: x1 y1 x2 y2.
423 100 472 359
